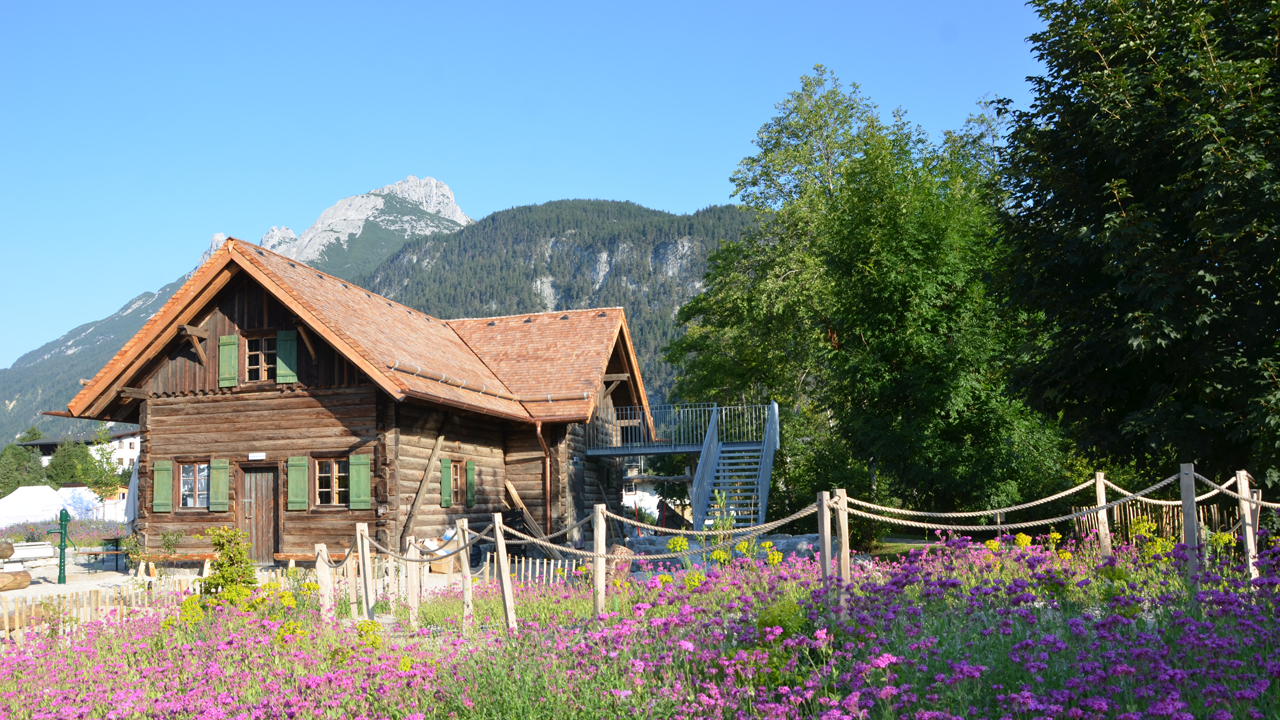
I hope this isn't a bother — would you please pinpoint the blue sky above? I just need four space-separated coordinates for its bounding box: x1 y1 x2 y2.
0 1 1045 368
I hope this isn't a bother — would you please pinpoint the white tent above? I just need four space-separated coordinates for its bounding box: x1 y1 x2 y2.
57 487 101 520
0 486 67 528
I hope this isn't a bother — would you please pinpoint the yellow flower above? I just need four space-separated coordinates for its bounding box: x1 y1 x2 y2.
666 536 689 553
1058 549 1072 561
710 549 730 565
279 591 297 609
735 541 750 555
984 539 1001 552
683 571 705 591
398 656 414 672
1015 533 1033 548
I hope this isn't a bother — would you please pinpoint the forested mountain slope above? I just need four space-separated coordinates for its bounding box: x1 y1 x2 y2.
359 200 755 405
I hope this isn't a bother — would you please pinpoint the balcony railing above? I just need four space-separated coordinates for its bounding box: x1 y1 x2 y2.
586 403 772 455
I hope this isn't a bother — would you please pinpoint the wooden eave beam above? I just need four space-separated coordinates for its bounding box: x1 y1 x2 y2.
118 387 149 400
178 325 208 365
74 259 242 418
294 324 319 366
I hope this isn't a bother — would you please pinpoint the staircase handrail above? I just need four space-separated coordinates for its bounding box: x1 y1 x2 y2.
754 400 780 524
690 406 720 528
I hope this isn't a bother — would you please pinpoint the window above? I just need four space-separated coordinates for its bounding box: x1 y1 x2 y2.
129 441 135 450
317 458 349 505
180 463 209 508
246 336 277 382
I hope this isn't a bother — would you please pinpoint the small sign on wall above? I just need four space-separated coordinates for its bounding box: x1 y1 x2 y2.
247 452 266 461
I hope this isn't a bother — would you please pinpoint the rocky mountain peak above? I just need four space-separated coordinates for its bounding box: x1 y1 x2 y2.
260 226 297 253
372 176 472 226
197 233 229 268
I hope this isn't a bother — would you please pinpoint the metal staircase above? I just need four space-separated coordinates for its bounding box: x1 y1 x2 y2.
586 401 779 529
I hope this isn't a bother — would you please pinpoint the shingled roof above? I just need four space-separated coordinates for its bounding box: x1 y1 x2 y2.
67 238 646 424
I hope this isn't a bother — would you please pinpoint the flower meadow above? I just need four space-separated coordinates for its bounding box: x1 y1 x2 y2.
0 530 1277 720
0 519 126 546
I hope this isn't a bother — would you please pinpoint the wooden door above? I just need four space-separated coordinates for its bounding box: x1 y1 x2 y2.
242 468 278 564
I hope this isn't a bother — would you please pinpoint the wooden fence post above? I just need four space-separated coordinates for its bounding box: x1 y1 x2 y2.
834 488 850 585
1236 471 1259 580
593 504 606 617
458 519 473 632
315 544 334 622
817 491 831 581
406 537 421 628
492 513 517 633
356 523 376 620
1095 472 1112 557
345 550 358 619
1179 463 1199 584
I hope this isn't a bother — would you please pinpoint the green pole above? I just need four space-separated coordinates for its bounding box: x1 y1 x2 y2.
47 508 72 585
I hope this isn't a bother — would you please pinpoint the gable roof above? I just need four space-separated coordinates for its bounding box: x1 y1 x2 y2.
449 309 646 422
67 239 647 424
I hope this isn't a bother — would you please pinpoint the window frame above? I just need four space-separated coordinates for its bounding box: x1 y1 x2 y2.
178 462 210 510
315 456 350 507
450 459 463 507
244 334 278 384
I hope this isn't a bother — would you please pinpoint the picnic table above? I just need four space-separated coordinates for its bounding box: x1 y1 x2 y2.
77 538 125 573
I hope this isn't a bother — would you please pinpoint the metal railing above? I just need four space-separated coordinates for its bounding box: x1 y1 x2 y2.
586 403 773 453
586 403 717 452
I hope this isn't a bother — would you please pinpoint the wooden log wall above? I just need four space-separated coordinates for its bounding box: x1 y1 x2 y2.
395 404 509 542
137 386 380 556
137 275 364 396
563 423 622 543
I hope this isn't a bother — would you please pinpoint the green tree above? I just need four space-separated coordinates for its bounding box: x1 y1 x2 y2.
46 438 91 489
668 67 1082 524
16 426 43 443
83 423 125 501
998 0 1280 483
0 442 46 499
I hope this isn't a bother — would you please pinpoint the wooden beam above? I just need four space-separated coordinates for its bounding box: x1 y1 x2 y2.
602 373 630 382
178 324 209 340
294 324 319 366
79 379 92 386
603 380 623 397
40 411 73 418
184 334 207 365
504 481 564 560
119 387 149 400
400 414 448 548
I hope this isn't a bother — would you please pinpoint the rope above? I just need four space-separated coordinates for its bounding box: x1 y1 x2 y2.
1104 477 1234 506
1194 474 1280 509
503 504 819 561
836 474 1180 532
839 479 1094 518
491 514 592 546
367 528 494 564
317 548 357 570
603 509 795 537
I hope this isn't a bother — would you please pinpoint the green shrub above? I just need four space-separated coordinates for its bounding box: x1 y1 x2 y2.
199 526 257 597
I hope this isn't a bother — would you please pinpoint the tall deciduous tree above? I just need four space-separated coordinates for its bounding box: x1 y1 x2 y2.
668 67 1082 526
999 0 1280 482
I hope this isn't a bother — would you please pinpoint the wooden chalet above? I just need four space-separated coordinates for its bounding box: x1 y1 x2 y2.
60 239 646 563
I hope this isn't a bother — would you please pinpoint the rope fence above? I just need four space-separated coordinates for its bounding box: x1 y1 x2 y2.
12 464 1256 646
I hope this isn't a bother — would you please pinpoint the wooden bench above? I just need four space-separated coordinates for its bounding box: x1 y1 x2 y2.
75 549 125 573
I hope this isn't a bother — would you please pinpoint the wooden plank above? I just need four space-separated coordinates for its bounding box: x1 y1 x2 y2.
601 374 630 382
400 415 447 547
505 481 563 560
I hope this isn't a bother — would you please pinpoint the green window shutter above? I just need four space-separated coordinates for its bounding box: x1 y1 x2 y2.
209 459 230 512
287 456 309 511
349 455 371 510
439 458 452 508
152 460 172 513
218 335 238 388
276 330 298 383
465 460 476 507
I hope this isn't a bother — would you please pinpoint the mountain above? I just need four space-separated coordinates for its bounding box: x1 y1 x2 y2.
0 175 468 441
358 200 756 406
262 175 470 279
